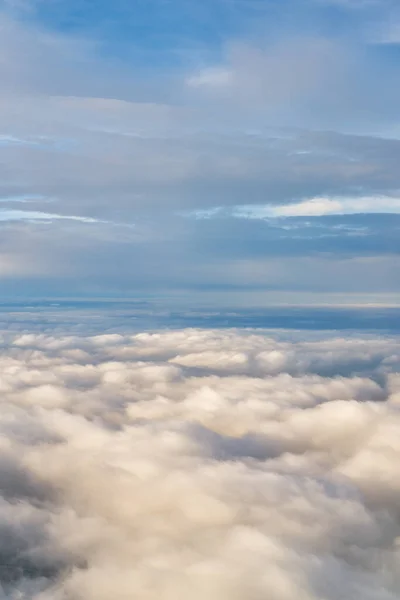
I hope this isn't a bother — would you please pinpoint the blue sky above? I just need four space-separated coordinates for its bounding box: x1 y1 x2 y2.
0 0 399 304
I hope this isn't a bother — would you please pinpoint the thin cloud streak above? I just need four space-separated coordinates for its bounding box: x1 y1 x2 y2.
231 196 400 218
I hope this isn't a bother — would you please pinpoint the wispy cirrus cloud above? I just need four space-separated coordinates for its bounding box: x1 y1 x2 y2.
231 196 400 218
0 210 103 223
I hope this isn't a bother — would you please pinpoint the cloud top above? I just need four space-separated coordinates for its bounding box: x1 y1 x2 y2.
0 327 399 598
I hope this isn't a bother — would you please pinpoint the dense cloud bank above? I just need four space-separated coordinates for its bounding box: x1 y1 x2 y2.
0 328 400 599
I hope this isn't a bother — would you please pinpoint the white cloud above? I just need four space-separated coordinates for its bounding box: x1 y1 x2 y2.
0 328 398 598
186 67 234 89
232 195 400 218
0 210 103 223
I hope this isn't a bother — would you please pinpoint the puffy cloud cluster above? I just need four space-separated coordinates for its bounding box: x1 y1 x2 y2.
0 327 400 599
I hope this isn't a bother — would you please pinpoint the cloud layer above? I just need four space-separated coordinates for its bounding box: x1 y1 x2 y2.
0 327 399 599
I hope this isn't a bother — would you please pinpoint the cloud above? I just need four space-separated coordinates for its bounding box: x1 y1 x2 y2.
230 196 400 218
186 37 345 103
0 328 398 598
0 210 103 223
186 67 234 89
184 34 400 135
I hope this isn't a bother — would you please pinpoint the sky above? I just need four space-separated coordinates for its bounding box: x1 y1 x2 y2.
0 0 399 304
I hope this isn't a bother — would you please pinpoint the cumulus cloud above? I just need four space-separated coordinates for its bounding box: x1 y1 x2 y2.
0 327 399 598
